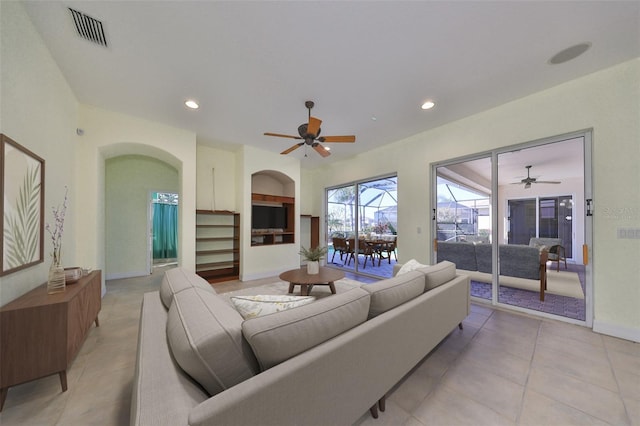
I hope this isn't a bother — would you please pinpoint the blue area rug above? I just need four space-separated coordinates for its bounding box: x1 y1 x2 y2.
470 263 586 321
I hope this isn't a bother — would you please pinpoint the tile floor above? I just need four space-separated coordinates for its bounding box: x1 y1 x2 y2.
1 266 638 425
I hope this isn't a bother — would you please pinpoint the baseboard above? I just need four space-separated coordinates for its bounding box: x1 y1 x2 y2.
240 269 282 282
593 319 640 343
106 270 150 281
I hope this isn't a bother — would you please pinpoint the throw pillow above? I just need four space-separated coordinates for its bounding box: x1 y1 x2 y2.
230 295 316 319
397 259 429 276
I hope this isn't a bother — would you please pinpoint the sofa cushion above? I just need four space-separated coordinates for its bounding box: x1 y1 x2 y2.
396 259 429 276
416 261 457 291
361 270 424 318
166 287 258 396
474 243 493 274
436 241 477 271
160 267 215 309
230 295 316 319
242 287 370 371
499 244 541 280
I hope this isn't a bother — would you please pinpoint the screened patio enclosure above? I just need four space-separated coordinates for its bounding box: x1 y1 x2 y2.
436 176 491 243
326 176 398 278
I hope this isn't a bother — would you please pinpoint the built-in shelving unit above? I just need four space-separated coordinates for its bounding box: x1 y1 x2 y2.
251 193 295 246
195 210 239 283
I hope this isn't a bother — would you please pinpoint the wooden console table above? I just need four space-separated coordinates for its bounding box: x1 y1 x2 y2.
0 270 101 411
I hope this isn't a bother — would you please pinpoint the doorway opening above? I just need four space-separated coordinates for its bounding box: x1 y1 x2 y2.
150 192 178 269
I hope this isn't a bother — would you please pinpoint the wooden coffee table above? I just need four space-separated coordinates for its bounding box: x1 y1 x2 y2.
279 266 345 296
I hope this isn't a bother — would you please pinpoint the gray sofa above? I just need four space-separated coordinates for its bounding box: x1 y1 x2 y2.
436 241 548 300
131 263 470 425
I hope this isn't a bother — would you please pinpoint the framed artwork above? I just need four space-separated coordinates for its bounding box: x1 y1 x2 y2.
1 134 45 276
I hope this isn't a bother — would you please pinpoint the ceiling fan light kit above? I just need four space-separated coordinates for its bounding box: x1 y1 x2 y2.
264 101 356 157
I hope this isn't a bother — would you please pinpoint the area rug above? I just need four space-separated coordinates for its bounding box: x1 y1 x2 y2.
493 270 584 299
218 278 363 303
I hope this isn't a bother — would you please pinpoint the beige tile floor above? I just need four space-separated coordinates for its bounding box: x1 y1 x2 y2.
1 266 638 425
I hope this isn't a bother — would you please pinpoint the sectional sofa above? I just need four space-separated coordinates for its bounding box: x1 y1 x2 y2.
436 241 548 300
131 262 470 425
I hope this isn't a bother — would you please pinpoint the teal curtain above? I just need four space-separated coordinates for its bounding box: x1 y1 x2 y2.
153 203 178 259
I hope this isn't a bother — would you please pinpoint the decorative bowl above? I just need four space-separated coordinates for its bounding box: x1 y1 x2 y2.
64 267 82 284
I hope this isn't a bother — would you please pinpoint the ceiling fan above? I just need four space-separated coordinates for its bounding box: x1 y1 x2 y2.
264 101 356 157
512 165 561 189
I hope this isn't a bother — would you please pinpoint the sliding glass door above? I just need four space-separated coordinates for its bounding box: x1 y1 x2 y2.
326 175 397 278
433 133 590 323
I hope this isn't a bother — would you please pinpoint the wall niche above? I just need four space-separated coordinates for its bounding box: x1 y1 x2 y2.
251 171 295 246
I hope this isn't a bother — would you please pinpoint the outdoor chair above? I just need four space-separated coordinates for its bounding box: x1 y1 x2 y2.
346 238 376 269
376 237 397 266
529 237 567 272
331 237 348 263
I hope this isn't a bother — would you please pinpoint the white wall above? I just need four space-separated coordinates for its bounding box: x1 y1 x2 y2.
77 105 197 281
105 155 179 279
306 59 640 341
196 145 236 212
0 2 79 305
240 146 301 280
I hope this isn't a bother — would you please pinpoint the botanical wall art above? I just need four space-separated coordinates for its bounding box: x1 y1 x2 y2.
1 134 45 276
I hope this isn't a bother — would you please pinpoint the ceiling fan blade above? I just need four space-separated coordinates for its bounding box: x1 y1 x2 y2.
318 135 356 143
312 143 331 157
534 181 561 184
281 143 304 155
307 117 322 137
264 132 302 140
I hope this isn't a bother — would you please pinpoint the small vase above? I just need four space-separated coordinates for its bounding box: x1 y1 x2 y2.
48 262 66 294
307 261 320 275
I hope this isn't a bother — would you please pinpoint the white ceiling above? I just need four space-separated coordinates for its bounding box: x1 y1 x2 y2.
23 1 640 168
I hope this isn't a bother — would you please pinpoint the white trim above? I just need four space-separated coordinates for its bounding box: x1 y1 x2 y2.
106 270 149 280
593 319 640 343
241 268 289 282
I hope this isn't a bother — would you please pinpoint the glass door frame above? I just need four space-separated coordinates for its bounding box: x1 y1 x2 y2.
431 130 593 326
325 173 398 279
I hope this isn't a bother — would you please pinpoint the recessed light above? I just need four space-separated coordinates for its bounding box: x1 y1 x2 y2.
371 116 377 121
185 99 199 109
548 42 591 65
421 100 435 110
324 146 331 151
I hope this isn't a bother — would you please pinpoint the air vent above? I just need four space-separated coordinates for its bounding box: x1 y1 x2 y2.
69 8 108 47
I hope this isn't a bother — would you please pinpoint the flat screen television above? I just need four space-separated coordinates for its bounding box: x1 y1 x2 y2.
252 205 287 229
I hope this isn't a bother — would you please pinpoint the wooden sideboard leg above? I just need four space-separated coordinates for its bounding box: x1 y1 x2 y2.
0 387 7 412
58 371 68 392
458 322 463 330
378 395 386 412
369 404 379 419
95 316 100 327
288 283 294 294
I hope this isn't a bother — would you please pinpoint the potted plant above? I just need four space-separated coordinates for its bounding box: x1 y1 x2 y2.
299 246 328 274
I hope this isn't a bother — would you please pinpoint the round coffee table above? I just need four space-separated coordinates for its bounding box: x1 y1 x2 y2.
279 266 345 296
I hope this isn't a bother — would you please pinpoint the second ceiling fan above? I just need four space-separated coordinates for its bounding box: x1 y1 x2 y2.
264 101 356 157
513 165 561 189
